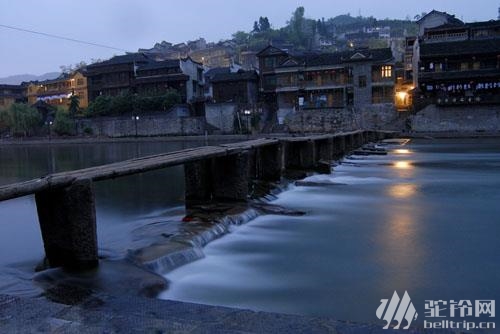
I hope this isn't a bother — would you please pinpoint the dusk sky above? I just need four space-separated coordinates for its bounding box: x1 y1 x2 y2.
0 0 498 78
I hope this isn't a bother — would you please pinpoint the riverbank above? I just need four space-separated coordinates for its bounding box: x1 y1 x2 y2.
1 129 499 146
404 130 500 139
0 134 264 146
0 292 453 333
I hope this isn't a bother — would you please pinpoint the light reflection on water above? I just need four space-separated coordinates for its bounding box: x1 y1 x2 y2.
161 138 500 323
0 138 499 323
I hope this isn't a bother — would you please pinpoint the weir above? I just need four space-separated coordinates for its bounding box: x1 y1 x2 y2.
0 130 393 270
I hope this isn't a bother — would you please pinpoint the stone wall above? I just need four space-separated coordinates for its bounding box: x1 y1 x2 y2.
284 104 400 133
76 113 205 137
410 105 500 133
205 103 238 134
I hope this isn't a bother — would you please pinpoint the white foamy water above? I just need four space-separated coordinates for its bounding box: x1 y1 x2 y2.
160 138 500 324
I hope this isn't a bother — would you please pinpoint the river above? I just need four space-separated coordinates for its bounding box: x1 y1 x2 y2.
0 138 499 325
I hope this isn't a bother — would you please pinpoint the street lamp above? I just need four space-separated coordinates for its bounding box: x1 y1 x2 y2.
243 109 251 136
46 120 53 141
132 115 140 137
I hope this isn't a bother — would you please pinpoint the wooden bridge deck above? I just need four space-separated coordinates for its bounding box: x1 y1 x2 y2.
0 138 280 202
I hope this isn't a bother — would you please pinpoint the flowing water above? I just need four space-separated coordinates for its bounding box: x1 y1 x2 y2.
159 138 500 324
0 141 205 290
0 138 499 325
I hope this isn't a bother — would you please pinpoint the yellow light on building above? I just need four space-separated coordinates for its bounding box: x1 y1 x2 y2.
397 91 408 101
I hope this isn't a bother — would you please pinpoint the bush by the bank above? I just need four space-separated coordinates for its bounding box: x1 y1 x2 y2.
85 90 181 117
53 109 75 135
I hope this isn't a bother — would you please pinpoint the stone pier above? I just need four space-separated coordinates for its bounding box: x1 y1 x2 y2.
315 138 333 161
35 179 98 270
332 136 346 158
0 131 393 271
212 152 250 201
283 140 316 170
184 160 213 202
255 144 282 181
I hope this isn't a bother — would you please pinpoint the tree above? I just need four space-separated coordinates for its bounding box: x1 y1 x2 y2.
68 94 80 114
53 108 75 136
0 108 12 133
259 17 271 31
8 103 41 136
163 89 181 110
289 7 306 48
232 31 250 45
253 21 260 33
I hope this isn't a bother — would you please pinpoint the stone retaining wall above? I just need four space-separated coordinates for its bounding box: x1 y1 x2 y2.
283 104 400 133
76 113 205 137
410 105 500 133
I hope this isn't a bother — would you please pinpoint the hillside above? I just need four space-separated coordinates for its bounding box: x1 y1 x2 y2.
0 72 60 85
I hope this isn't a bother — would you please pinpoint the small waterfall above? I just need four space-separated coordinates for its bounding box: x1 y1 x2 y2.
130 208 262 275
138 244 205 275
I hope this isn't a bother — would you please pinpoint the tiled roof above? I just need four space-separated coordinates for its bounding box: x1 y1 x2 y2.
137 60 179 71
211 70 258 83
205 67 231 79
466 20 500 28
256 45 289 57
417 10 464 26
88 53 150 68
277 48 393 67
420 39 500 57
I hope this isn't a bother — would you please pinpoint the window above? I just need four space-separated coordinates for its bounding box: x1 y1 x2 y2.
358 75 367 88
77 79 84 86
264 57 275 68
372 86 393 104
381 66 392 78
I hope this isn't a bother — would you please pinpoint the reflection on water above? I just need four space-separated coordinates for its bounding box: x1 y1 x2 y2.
161 138 500 323
393 149 411 155
387 183 417 199
393 160 412 170
0 140 212 268
1 138 500 324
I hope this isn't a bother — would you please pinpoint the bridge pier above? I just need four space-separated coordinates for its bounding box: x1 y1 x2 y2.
184 160 213 202
354 132 364 147
315 138 333 161
332 136 346 158
367 131 377 143
35 179 98 270
284 140 315 170
212 152 250 201
345 134 354 151
255 144 282 181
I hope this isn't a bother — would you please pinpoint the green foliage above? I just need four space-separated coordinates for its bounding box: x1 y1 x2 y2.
86 95 112 115
0 108 12 132
259 17 271 31
232 31 250 45
85 90 181 117
68 94 80 114
53 109 75 136
83 126 93 135
8 103 41 136
231 7 417 51
162 89 181 110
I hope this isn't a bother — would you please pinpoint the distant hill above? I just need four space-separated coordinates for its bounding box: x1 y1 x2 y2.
0 72 60 85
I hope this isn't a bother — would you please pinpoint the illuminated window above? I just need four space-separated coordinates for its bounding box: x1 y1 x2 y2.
381 66 392 78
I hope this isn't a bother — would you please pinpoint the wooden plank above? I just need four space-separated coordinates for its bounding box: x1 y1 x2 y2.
0 133 379 202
